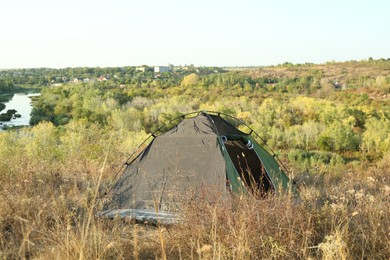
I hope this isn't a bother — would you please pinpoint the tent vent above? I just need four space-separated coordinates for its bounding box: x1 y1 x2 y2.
246 140 254 150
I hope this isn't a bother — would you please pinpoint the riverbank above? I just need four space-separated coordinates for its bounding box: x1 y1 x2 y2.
0 92 41 130
0 85 41 106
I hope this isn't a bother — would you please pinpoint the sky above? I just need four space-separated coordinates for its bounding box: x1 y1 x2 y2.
0 0 389 68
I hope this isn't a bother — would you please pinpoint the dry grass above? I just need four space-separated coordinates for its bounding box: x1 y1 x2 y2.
1 162 389 259
245 60 390 80
0 130 389 259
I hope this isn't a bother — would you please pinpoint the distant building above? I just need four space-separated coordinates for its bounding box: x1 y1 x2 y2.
98 76 107 82
136 67 146 72
154 66 171 73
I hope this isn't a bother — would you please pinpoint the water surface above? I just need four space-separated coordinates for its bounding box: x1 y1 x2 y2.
0 93 40 129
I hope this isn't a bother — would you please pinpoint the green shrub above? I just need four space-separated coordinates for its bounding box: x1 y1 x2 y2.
288 149 345 168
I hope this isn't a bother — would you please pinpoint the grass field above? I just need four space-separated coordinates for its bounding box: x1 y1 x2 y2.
0 123 389 259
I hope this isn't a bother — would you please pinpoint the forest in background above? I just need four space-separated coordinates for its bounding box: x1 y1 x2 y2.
0 59 389 259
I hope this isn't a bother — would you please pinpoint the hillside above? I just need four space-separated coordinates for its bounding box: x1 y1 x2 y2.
0 60 389 259
244 60 390 99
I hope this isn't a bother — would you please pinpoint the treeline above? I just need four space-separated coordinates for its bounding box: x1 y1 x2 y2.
27 63 390 171
2 59 390 170
0 66 223 87
29 72 322 128
2 60 389 94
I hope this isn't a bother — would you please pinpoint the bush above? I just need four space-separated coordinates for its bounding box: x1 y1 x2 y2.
0 113 12 121
288 149 345 168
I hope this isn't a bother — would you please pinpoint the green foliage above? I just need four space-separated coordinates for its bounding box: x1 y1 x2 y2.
1 60 389 171
317 118 361 152
288 149 344 168
0 109 19 121
361 117 390 154
0 78 14 91
22 122 60 163
24 74 390 166
109 107 143 131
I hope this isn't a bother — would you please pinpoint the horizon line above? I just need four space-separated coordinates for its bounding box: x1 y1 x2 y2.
1 57 389 70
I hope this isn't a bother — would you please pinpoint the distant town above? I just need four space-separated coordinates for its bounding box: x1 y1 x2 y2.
0 64 226 90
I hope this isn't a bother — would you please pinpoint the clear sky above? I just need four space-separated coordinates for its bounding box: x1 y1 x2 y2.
1 0 389 68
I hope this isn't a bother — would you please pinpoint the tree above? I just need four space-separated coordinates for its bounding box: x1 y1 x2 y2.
181 73 199 87
361 117 390 153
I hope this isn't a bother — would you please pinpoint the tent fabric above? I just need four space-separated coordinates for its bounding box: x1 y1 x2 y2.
110 135 226 211
246 135 290 192
105 112 293 214
224 139 273 193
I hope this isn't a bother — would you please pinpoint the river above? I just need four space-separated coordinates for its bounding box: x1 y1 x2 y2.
0 93 40 130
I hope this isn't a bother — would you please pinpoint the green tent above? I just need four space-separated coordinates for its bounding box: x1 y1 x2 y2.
103 112 295 222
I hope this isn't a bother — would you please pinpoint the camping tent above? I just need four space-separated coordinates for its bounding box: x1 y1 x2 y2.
102 111 294 222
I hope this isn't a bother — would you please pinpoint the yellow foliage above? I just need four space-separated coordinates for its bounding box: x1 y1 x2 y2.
181 73 199 87
24 122 59 162
237 111 250 121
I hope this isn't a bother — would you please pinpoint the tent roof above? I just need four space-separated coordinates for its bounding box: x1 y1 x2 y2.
162 112 247 137
102 111 296 222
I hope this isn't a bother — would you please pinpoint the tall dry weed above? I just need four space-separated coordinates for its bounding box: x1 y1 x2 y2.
164 190 316 259
1 126 390 259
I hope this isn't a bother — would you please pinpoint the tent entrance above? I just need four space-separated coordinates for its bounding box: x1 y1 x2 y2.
224 139 274 194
